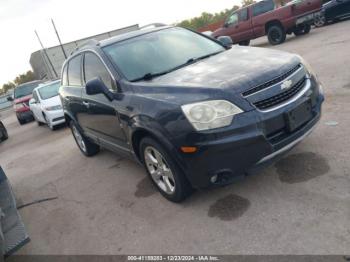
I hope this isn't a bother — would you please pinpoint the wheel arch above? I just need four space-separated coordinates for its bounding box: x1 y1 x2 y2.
265 19 284 33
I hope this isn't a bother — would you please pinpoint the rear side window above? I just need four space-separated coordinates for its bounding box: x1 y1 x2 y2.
240 8 249 21
252 0 275 16
67 55 82 86
84 52 114 90
61 65 68 86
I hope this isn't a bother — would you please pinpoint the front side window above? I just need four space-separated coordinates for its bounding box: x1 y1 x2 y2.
103 27 225 82
38 82 61 100
14 82 41 99
32 91 39 102
61 65 68 86
253 0 275 16
67 55 82 86
84 53 113 90
226 13 239 25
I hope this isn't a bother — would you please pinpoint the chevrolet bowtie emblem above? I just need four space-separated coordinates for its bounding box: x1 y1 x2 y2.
281 80 293 90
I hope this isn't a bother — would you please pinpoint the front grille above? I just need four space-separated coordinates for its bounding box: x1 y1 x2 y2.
52 116 65 122
243 64 301 97
253 77 306 110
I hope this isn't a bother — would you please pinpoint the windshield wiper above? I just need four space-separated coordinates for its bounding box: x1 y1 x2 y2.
131 50 224 82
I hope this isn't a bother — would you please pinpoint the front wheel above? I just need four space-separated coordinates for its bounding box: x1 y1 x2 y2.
267 25 286 45
140 137 193 202
0 123 8 141
70 121 100 156
314 13 326 27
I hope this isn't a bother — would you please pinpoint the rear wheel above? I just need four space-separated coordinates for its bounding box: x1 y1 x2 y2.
267 24 286 45
140 137 193 202
70 121 100 156
238 40 250 46
294 24 311 36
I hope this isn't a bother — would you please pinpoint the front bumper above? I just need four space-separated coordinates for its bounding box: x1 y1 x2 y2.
45 109 65 126
176 78 324 189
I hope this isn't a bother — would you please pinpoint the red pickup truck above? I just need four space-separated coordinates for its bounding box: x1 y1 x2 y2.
212 0 322 45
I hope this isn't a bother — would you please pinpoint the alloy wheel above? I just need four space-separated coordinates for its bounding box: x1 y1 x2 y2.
144 146 176 195
72 125 86 152
314 14 326 27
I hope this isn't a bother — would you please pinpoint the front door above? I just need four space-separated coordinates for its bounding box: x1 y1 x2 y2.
81 52 128 152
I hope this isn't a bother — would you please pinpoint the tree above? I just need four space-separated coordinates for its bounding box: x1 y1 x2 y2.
242 0 256 7
1 82 15 94
13 71 36 86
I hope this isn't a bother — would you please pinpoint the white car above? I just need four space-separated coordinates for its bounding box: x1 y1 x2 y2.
29 80 65 130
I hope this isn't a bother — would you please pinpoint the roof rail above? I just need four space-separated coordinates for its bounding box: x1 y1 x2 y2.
71 39 100 55
140 23 167 30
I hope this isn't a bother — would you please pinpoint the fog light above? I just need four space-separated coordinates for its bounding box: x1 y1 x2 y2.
210 175 218 183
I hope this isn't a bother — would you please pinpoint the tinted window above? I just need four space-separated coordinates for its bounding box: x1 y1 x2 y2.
226 13 239 25
61 65 68 86
67 55 82 86
253 0 275 16
240 8 249 21
103 28 224 81
14 82 41 99
38 81 61 100
84 53 113 90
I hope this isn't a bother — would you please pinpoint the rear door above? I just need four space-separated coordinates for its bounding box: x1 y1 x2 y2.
251 0 276 37
81 51 128 152
236 8 253 41
291 0 322 16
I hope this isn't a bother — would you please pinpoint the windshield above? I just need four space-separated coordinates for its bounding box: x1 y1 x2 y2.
103 27 225 81
38 81 61 100
14 82 41 99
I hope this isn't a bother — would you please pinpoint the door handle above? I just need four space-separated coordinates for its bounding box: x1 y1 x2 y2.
83 101 90 108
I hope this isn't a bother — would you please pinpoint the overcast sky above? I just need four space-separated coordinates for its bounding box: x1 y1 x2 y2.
0 0 241 86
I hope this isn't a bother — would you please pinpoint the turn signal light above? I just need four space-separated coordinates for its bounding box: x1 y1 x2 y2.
180 146 197 153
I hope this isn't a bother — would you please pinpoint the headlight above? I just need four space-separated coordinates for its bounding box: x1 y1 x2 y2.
45 105 62 111
298 55 315 77
181 100 243 131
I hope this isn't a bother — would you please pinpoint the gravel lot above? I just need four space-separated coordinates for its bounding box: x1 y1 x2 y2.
0 20 349 255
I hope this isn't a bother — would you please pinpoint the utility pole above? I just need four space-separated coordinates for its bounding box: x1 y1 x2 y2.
34 30 58 78
51 18 67 59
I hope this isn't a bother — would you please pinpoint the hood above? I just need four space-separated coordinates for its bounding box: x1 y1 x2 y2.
14 94 32 104
40 95 61 108
136 46 300 93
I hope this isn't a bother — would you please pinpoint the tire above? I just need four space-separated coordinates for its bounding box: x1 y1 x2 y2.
294 24 311 36
0 123 8 141
17 117 25 125
267 24 286 45
314 13 326 27
140 137 193 202
238 40 250 46
69 121 100 157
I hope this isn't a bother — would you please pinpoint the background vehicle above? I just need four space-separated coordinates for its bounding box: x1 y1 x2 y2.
0 167 30 257
212 0 322 45
29 80 65 130
314 0 350 26
0 120 8 142
8 80 43 125
60 26 323 202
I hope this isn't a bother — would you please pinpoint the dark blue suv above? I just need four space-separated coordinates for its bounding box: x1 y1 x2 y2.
59 26 324 202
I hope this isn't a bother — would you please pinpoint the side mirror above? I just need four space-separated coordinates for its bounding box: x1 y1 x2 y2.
85 78 114 101
7 96 13 102
217 36 233 47
29 98 36 105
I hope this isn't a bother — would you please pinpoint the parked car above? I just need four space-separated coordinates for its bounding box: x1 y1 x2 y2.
0 120 8 142
314 0 350 26
7 80 43 125
212 0 322 45
60 26 324 202
0 167 30 257
29 80 65 130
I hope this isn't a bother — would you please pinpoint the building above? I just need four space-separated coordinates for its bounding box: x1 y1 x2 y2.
29 24 139 80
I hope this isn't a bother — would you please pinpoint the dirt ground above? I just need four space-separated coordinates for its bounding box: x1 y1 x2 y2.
0 20 349 255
